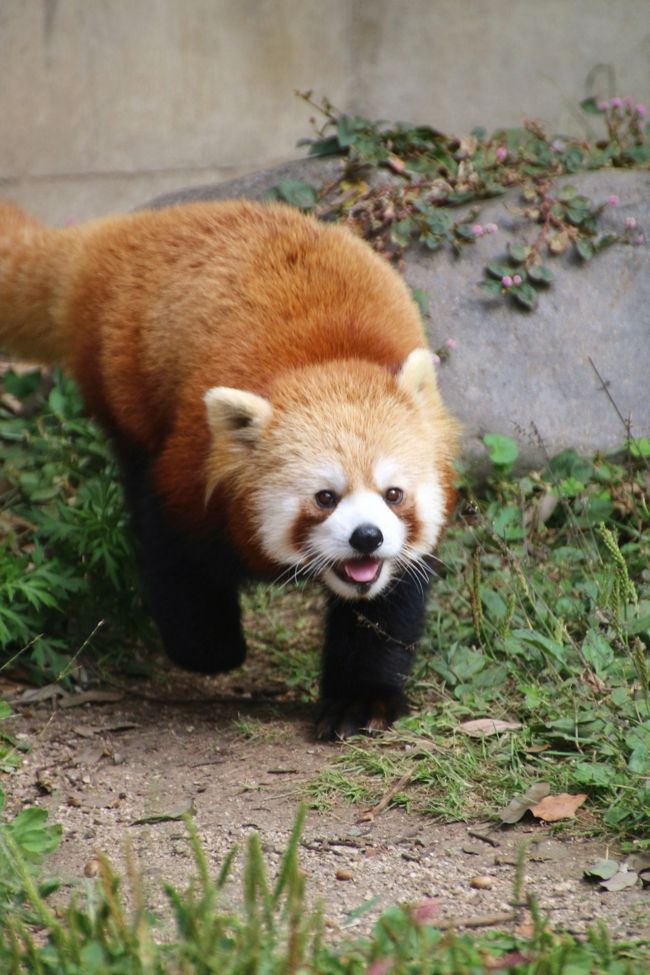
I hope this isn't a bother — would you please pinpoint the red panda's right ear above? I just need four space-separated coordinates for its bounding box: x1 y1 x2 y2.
203 387 273 498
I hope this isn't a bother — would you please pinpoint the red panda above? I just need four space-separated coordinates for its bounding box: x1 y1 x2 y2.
0 198 459 739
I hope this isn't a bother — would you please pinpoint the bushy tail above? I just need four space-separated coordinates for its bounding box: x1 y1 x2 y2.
0 201 74 362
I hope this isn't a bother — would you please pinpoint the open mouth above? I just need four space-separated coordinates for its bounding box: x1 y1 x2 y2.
333 557 382 587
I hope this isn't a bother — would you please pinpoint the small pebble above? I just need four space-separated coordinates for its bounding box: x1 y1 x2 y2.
470 874 494 889
84 858 101 878
335 869 354 881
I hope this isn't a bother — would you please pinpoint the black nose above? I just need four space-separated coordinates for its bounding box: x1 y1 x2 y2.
349 524 384 554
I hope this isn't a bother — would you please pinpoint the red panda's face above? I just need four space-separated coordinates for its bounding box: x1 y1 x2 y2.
204 350 458 600
254 445 447 599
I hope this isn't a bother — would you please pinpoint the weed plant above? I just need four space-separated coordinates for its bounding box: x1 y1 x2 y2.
311 435 650 838
0 367 149 683
0 807 648 974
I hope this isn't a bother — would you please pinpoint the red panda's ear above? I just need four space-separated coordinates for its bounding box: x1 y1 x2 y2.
203 387 273 499
204 386 273 442
397 348 442 408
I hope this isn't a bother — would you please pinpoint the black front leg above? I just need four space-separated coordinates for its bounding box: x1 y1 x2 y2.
119 449 247 674
317 572 430 740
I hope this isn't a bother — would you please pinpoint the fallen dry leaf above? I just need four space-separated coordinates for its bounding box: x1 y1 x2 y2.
600 869 638 892
459 719 522 738
498 782 551 824
530 792 587 822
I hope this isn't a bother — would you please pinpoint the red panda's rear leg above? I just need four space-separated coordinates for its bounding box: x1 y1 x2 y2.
316 572 430 740
119 453 247 674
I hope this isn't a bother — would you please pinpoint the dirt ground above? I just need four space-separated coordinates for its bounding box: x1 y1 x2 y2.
3 660 649 947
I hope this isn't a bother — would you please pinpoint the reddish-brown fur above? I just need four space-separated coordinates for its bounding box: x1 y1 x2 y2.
0 199 458 572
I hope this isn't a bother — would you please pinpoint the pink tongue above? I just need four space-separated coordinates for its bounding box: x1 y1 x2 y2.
344 558 380 583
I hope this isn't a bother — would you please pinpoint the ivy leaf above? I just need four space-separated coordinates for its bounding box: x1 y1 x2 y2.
527 264 554 284
580 97 605 115
507 242 530 263
576 238 595 260
479 279 504 297
306 136 342 157
411 288 430 318
557 185 578 202
486 262 512 280
630 437 650 458
266 180 318 211
483 433 519 466
512 282 538 310
584 859 619 881
594 233 618 252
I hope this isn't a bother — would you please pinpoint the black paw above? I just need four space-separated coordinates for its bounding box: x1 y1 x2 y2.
162 633 247 674
315 693 409 741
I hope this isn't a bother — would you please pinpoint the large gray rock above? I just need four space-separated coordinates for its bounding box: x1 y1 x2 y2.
146 164 650 465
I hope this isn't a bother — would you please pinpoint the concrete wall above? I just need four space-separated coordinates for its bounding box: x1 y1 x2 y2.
2 0 650 223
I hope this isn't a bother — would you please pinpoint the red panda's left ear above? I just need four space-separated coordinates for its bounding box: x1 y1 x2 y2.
203 387 273 499
204 386 273 442
397 348 442 408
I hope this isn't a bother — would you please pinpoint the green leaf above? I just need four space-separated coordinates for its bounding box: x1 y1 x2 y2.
3 369 42 399
411 287 430 318
584 859 619 881
581 630 614 676
486 262 513 280
554 476 585 498
575 238 595 260
483 433 519 466
546 449 594 483
574 762 615 787
512 629 567 667
306 135 342 157
630 437 650 458
580 97 605 115
390 219 414 248
512 282 538 310
557 185 579 202
527 264 554 284
266 179 317 211
507 242 530 263
567 207 587 227
479 279 504 297
593 233 618 252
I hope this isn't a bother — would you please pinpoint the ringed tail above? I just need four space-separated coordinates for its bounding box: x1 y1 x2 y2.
0 201 77 362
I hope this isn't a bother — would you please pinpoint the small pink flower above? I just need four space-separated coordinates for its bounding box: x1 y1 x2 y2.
445 337 458 349
611 96 622 109
624 96 634 109
431 352 441 366
597 100 609 111
495 146 507 162
484 222 498 234
501 275 513 288
471 224 484 237
607 195 620 207
636 103 647 116
513 274 522 286
550 139 566 153
625 216 637 229
366 960 393 975
411 898 441 923
634 233 645 245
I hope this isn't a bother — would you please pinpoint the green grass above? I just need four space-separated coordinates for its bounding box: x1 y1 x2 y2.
310 439 650 839
0 806 648 974
1 355 649 968
0 367 150 683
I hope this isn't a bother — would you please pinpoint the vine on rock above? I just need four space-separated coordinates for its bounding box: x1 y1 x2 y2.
269 92 648 312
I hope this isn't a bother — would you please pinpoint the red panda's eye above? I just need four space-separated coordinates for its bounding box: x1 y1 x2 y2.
314 490 338 509
384 487 404 505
